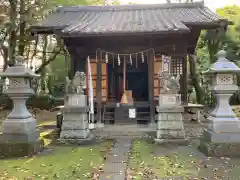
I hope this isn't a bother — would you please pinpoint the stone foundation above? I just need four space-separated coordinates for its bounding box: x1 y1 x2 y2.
155 107 187 144
60 111 90 139
154 138 188 145
59 94 95 144
1 116 39 142
199 129 240 157
57 133 96 145
0 137 44 158
199 138 240 157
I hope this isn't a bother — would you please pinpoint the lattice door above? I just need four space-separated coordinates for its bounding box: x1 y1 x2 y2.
153 58 162 99
86 59 108 102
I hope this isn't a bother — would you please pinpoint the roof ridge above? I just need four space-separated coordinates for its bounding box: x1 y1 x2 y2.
56 1 205 12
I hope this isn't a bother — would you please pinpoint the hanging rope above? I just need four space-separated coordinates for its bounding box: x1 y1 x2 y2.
97 48 155 56
96 48 156 66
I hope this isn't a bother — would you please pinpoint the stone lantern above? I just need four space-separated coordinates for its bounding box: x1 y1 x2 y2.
0 56 43 157
199 50 240 157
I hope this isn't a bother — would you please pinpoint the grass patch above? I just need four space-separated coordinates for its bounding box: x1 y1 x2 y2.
37 121 55 127
128 139 198 179
0 140 113 180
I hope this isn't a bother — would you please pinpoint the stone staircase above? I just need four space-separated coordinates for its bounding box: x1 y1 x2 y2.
93 124 155 139
102 101 151 125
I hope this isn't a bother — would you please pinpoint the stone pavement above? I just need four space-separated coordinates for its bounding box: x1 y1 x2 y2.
94 124 155 140
99 138 132 180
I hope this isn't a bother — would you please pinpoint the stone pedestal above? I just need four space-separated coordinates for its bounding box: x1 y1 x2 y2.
199 50 240 157
59 94 95 144
155 94 187 145
0 56 44 158
199 96 240 157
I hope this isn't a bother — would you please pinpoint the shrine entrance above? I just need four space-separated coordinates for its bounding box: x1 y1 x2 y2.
107 55 149 102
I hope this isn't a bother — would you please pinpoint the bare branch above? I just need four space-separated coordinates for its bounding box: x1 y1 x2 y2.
35 47 62 74
30 36 39 63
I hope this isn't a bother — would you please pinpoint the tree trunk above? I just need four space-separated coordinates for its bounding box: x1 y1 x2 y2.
2 45 8 70
40 35 48 92
18 0 26 56
8 0 18 66
35 37 63 74
188 55 205 104
30 36 39 68
0 30 8 70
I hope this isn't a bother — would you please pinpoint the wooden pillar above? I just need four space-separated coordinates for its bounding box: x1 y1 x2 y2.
148 52 155 124
65 45 86 78
75 57 86 72
96 52 102 124
182 54 188 105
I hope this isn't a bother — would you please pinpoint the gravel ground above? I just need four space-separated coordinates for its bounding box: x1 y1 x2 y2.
184 122 207 139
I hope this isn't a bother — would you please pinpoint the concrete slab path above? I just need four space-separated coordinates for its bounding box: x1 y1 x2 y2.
99 138 132 180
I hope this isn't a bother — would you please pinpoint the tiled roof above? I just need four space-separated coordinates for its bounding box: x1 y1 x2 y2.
31 2 228 36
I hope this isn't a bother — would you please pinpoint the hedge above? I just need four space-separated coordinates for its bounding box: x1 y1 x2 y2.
0 93 64 110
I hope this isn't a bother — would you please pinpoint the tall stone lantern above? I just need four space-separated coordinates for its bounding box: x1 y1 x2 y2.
199 50 240 157
0 56 44 157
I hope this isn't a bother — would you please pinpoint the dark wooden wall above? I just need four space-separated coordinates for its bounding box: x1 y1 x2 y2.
63 26 202 123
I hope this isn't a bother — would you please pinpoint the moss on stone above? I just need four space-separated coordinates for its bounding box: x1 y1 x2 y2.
0 138 44 158
199 138 240 157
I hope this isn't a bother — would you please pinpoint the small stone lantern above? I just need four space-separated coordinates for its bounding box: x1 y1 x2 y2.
0 56 43 157
199 50 240 157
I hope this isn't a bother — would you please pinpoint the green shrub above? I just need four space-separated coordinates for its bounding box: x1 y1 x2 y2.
27 95 53 110
0 94 64 110
0 93 12 109
51 97 64 107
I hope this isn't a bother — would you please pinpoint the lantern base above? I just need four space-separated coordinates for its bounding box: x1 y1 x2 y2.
1 117 38 142
57 133 96 145
154 138 188 145
199 129 240 157
0 137 44 158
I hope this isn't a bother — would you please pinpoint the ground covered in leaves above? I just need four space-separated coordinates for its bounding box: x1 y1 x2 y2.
0 109 114 180
128 139 240 180
0 140 113 180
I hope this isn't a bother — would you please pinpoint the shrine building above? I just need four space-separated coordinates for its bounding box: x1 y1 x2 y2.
31 2 230 124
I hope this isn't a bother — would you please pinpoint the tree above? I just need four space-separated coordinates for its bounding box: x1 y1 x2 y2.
0 0 108 69
195 5 240 104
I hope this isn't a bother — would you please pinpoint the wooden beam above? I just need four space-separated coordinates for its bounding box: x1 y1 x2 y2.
182 54 188 105
148 51 155 124
64 34 188 48
96 51 102 124
75 45 190 58
74 48 86 73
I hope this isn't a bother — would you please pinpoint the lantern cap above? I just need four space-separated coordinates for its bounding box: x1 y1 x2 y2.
0 56 40 78
204 50 240 74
